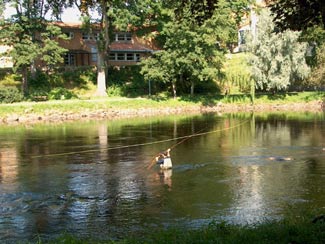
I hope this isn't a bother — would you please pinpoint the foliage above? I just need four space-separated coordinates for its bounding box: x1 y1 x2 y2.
107 66 148 97
0 86 24 103
39 214 325 243
0 72 22 88
0 1 69 93
141 0 237 97
76 0 166 96
220 53 253 94
0 91 323 118
106 85 124 97
270 0 325 32
306 43 325 87
247 9 310 91
173 0 252 27
20 68 95 99
48 87 77 100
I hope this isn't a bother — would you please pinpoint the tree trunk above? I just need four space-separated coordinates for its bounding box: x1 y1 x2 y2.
250 78 255 104
95 52 107 97
95 0 110 97
30 61 36 80
22 67 28 95
190 80 194 96
172 82 177 99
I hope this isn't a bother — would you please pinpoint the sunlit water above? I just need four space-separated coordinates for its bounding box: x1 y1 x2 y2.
0 112 324 243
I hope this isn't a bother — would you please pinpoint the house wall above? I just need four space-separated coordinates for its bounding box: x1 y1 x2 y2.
1 22 159 69
56 22 158 68
0 45 13 68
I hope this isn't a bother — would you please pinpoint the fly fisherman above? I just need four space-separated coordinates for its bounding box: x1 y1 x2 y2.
155 148 172 169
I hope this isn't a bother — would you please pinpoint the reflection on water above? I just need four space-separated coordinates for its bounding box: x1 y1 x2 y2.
0 112 325 242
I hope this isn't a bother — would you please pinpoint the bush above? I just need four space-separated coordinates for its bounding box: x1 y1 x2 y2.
48 87 77 100
28 89 49 101
0 86 24 103
0 73 22 88
106 85 123 97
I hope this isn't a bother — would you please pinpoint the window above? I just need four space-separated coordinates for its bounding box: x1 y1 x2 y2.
126 53 134 61
93 32 100 40
91 47 98 62
108 52 140 62
82 32 100 40
135 54 140 62
63 32 74 39
64 53 75 65
239 30 249 45
82 33 91 40
109 53 116 60
117 53 125 60
115 33 132 41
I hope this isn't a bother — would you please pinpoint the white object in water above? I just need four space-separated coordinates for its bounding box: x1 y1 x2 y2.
160 158 172 169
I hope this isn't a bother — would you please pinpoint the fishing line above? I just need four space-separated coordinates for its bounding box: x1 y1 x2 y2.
147 119 250 169
29 119 250 159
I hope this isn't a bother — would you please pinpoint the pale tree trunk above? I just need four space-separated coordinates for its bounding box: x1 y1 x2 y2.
172 82 177 99
30 61 36 80
22 67 28 95
95 52 107 97
190 80 194 96
95 0 110 97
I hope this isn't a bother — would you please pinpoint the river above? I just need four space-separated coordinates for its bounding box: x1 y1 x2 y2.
0 112 324 242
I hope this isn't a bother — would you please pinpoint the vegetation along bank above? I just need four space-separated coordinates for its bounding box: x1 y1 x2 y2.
0 92 324 125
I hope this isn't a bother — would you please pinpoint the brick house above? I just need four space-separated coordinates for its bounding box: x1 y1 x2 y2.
56 22 159 68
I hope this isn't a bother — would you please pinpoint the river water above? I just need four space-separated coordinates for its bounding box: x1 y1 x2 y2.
0 112 324 242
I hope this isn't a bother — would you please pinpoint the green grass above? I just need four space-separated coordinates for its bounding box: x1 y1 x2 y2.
0 92 324 118
39 215 325 244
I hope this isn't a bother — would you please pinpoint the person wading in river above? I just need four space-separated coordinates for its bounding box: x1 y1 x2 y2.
155 148 172 169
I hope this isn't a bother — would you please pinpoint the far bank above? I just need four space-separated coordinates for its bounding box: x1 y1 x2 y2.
0 92 324 124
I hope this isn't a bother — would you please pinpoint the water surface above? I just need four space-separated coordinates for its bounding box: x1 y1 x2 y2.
0 112 324 242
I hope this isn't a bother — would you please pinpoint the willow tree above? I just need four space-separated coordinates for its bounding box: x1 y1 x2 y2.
74 0 163 97
248 9 310 91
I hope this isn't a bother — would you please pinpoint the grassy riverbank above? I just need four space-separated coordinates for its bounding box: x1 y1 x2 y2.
0 91 324 123
42 214 325 244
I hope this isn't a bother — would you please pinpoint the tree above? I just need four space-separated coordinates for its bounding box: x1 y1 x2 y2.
141 0 238 97
73 0 163 97
0 0 68 94
270 0 325 32
248 9 310 91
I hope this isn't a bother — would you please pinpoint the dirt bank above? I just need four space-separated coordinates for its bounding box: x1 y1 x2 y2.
1 100 324 125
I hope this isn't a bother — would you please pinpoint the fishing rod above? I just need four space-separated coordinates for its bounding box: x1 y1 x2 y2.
147 119 250 169
147 125 207 169
29 119 249 160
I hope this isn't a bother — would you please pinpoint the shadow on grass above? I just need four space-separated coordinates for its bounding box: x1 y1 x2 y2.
303 91 325 101
179 95 220 106
179 94 251 106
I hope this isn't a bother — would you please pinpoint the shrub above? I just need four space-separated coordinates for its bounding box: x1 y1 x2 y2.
48 87 77 100
0 73 22 88
0 86 24 103
106 85 123 97
28 89 49 101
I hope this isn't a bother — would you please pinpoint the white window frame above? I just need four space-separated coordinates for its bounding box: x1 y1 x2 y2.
91 46 98 62
64 53 75 65
109 52 141 62
115 33 132 42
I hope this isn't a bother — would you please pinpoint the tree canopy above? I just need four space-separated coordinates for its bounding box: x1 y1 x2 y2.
0 0 68 93
141 0 249 97
248 9 310 91
270 0 325 32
